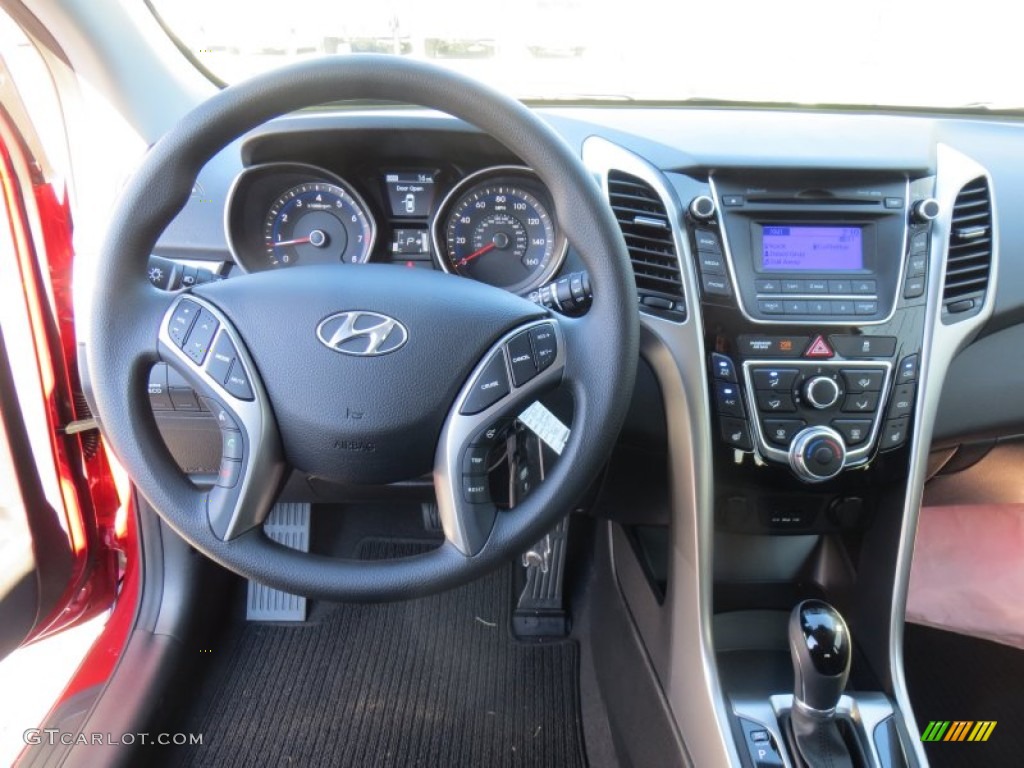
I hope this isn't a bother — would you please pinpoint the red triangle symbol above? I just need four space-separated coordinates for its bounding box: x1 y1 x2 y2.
805 335 834 358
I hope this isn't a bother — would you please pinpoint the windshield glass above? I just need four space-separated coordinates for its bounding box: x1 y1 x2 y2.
151 0 1017 110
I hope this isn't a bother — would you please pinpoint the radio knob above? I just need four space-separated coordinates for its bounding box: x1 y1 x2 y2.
912 198 940 224
789 426 846 483
804 375 841 409
689 195 716 221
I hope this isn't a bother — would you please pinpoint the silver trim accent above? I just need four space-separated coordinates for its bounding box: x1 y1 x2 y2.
885 145 998 768
912 197 941 223
158 295 284 540
706 175 911 326
429 164 569 295
224 161 378 273
804 375 841 409
583 136 740 767
315 310 409 356
741 359 894 468
688 194 716 221
789 426 846 483
434 318 566 556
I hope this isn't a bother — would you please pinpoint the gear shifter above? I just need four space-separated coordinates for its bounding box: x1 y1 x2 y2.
786 600 859 768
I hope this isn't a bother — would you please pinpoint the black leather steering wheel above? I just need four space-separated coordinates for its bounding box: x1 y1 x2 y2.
88 56 638 601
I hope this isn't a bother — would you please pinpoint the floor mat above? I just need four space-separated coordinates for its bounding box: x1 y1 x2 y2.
174 539 586 767
904 623 1022 768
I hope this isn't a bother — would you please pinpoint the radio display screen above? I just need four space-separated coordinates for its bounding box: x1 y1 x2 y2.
760 225 864 271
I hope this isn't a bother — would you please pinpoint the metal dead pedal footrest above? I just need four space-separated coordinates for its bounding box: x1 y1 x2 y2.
514 514 570 637
246 502 311 622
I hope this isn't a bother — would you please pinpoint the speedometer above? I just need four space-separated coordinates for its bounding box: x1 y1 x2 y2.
434 168 566 293
264 182 375 268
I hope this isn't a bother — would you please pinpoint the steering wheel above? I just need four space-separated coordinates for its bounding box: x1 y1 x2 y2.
88 56 638 601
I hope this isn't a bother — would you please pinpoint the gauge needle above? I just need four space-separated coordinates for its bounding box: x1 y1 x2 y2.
458 242 497 266
273 236 312 247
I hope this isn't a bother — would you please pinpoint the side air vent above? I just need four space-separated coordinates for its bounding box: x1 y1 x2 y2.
607 170 686 319
943 177 992 317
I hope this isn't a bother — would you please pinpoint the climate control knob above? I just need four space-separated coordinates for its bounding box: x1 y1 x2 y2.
789 426 846 483
804 375 841 409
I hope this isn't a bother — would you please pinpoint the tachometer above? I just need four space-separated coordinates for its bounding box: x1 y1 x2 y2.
434 168 566 293
264 182 375 268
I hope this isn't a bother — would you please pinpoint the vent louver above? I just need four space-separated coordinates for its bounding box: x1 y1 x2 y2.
607 170 685 316
943 177 992 316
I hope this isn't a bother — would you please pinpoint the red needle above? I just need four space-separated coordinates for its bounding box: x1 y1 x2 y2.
273 236 312 247
458 242 497 267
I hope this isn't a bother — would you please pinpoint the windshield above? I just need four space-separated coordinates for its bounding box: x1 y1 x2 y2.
151 0 1018 110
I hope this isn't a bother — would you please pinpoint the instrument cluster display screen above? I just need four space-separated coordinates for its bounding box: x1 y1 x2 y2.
760 226 864 271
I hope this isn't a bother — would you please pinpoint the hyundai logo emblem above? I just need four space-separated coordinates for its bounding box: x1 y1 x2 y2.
316 311 408 356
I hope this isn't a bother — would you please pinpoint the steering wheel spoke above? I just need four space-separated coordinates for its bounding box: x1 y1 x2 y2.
158 295 284 540
434 318 567 555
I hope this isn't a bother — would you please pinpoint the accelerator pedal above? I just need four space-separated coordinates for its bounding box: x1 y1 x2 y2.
246 502 310 622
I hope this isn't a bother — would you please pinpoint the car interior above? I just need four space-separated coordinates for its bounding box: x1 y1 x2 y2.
2 1 1023 767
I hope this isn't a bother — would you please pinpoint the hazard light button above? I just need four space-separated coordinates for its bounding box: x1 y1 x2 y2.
804 335 834 359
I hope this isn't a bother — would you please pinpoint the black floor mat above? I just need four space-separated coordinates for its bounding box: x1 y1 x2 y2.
904 623 1022 768
173 539 586 767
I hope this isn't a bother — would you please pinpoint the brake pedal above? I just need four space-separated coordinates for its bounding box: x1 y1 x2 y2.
246 502 310 622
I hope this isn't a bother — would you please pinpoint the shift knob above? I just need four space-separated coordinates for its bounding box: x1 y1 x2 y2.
789 599 851 714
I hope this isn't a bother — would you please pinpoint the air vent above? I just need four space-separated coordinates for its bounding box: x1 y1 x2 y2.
607 171 685 316
943 177 992 317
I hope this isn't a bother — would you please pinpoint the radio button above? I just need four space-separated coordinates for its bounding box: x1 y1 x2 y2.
752 368 798 391
722 195 745 207
807 300 831 315
842 392 880 413
828 280 852 294
831 335 897 358
755 279 781 293
841 369 885 392
852 280 877 295
738 335 809 358
806 280 829 293
782 279 805 293
854 300 879 315
831 300 855 315
784 300 808 314
757 390 796 413
694 229 721 252
759 299 784 315
832 419 872 446
764 419 806 446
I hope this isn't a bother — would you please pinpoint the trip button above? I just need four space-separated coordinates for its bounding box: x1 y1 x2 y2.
842 392 880 413
206 331 237 385
529 324 557 371
832 419 872 446
224 361 254 401
462 443 491 474
183 309 219 365
715 382 745 417
756 391 796 413
168 300 200 348
763 419 806 446
888 383 916 418
506 332 538 386
460 351 511 415
840 368 885 392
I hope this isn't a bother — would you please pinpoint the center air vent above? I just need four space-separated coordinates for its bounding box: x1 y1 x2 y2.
943 177 993 319
607 170 685 318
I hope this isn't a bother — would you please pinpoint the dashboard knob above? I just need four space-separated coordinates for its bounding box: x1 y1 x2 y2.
789 427 846 483
688 195 716 221
912 198 940 223
804 375 841 409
